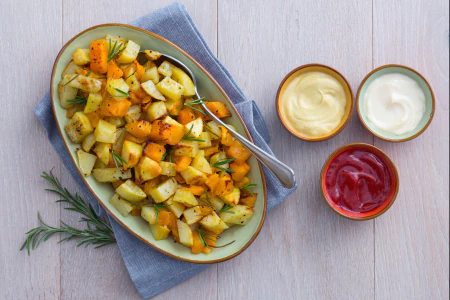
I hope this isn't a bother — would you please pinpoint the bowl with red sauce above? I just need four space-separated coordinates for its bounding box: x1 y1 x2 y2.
321 143 399 220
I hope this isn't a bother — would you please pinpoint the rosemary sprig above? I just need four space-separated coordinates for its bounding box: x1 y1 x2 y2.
111 150 127 171
219 204 235 214
63 74 80 86
161 146 173 162
203 122 219 138
240 183 258 196
152 203 173 220
108 38 125 61
185 97 206 115
181 125 205 142
20 171 116 255
67 96 87 113
125 71 136 80
197 229 235 248
85 70 92 77
114 88 130 97
210 158 236 173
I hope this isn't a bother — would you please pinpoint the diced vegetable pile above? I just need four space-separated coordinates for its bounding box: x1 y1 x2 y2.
59 35 258 254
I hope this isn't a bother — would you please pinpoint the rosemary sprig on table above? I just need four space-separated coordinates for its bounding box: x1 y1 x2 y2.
181 125 205 142
219 204 235 214
197 229 235 248
111 150 127 171
240 183 258 196
20 171 116 255
114 87 130 97
184 98 206 115
210 158 236 173
108 38 125 61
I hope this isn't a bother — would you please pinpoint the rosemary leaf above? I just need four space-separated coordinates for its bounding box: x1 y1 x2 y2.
181 125 205 142
240 183 258 196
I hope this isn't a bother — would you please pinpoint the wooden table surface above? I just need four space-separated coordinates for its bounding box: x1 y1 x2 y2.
1 0 448 299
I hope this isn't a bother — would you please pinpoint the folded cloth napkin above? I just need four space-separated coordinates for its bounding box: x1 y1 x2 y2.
34 2 297 299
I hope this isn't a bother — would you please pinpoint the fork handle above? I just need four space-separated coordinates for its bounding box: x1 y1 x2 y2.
200 103 296 188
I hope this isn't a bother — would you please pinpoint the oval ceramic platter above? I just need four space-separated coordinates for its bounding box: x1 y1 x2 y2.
50 24 267 263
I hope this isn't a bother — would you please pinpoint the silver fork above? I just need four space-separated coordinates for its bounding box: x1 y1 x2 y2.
139 53 296 188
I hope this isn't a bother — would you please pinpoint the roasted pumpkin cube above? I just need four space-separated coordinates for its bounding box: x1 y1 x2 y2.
109 194 133 217
64 112 94 143
230 162 250 182
106 61 123 79
143 141 165 162
199 211 228 234
173 155 192 172
205 173 220 193
239 192 257 208
94 119 116 143
219 205 254 226
156 76 184 101
180 166 208 185
142 177 161 195
98 98 132 118
214 175 234 197
219 126 234 146
121 140 143 170
89 39 108 74
148 119 185 145
177 107 196 125
116 179 147 202
234 177 251 189
149 178 178 203
205 102 231 119
135 156 162 183
146 101 167 121
125 120 152 138
226 140 251 163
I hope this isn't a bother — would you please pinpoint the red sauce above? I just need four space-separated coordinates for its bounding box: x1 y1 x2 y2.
325 149 391 213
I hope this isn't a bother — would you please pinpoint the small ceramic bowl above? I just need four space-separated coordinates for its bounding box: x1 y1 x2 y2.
356 64 435 142
320 143 399 220
276 64 354 142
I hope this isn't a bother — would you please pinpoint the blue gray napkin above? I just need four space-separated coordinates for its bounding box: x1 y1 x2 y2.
34 2 296 299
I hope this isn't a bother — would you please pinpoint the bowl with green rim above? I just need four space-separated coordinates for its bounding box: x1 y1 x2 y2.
356 64 435 142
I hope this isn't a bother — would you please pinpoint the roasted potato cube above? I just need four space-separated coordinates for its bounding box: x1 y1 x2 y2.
183 206 213 225
116 40 140 64
94 119 117 143
136 156 162 183
93 143 111 165
206 121 221 140
149 178 178 203
199 193 225 211
116 179 147 202
149 224 171 240
58 84 78 109
220 187 240 206
124 104 141 123
234 177 251 189
106 78 130 97
76 149 97 176
112 128 127 153
177 220 194 247
81 133 96 152
84 93 103 113
144 49 162 61
198 132 212 148
191 154 212 174
164 197 185 218
141 80 165 101
141 206 158 224
219 205 254 225
104 116 126 128
214 175 234 196
159 161 177 176
141 63 160 84
62 60 82 77
64 112 94 143
164 97 184 116
125 74 141 92
121 140 143 170
199 211 228 234
210 151 229 171
72 48 91 65
180 166 208 185
146 101 167 121
157 61 174 77
156 77 184 101
184 118 203 138
109 194 133 217
63 74 102 93
173 140 199 158
171 67 195 96
92 168 132 182
173 188 198 207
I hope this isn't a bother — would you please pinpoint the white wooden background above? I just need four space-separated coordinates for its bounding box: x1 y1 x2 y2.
0 0 448 299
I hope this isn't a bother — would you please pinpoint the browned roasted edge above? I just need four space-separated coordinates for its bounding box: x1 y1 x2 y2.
275 63 355 142
356 64 436 143
319 143 400 221
50 23 268 264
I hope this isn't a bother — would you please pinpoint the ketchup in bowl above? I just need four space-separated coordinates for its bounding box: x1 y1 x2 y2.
321 144 399 220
